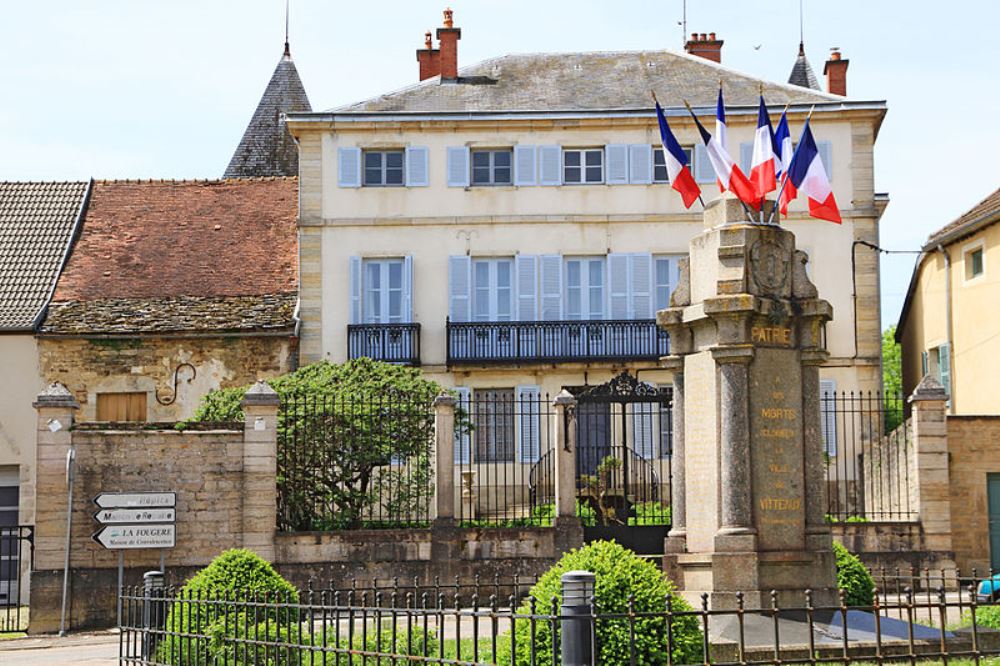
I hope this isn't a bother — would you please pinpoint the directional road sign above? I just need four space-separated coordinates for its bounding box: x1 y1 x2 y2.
94 508 175 525
92 524 176 550
92 492 175 509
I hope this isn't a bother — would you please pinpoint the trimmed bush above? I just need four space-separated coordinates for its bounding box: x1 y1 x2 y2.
157 549 299 665
498 540 702 665
833 541 875 607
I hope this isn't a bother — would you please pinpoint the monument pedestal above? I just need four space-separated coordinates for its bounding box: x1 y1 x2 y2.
660 197 837 609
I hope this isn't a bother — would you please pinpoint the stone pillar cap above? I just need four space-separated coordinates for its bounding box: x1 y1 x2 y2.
909 374 948 403
433 392 457 407
241 380 280 407
33 382 79 409
553 389 577 406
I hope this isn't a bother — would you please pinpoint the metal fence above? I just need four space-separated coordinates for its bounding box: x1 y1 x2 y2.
0 525 31 632
120 573 1000 665
456 391 556 527
821 391 915 522
277 394 436 531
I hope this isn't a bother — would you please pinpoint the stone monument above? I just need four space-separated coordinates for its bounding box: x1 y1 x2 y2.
658 197 838 608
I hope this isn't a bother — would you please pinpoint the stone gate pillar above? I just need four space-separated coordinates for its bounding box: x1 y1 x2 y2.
658 196 838 609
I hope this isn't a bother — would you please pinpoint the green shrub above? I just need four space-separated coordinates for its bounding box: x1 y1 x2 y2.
963 603 1000 629
208 617 306 666
833 541 875 607
498 540 702 665
347 626 439 665
157 549 299 665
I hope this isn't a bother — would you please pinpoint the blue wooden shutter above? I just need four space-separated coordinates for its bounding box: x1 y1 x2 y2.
629 144 653 184
540 254 563 320
938 344 952 398
403 255 414 322
514 145 537 186
693 144 716 183
448 256 471 322
606 144 630 185
447 147 470 187
515 255 538 321
349 256 362 324
405 146 429 187
607 253 630 319
629 253 653 319
516 385 542 463
538 146 562 186
454 387 471 464
820 379 837 456
338 147 362 188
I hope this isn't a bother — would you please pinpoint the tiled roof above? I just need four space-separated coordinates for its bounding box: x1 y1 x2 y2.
926 187 1000 247
787 43 820 90
0 181 89 331
43 178 298 334
224 48 312 178
332 49 837 114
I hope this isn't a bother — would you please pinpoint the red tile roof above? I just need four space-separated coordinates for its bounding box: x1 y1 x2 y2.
53 178 298 302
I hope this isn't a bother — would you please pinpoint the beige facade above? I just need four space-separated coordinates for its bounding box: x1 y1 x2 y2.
0 334 43 523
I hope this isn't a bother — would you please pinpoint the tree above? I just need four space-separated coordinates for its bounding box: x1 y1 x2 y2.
191 358 445 530
882 326 903 432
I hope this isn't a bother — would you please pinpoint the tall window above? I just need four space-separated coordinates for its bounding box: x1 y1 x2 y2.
363 150 405 187
363 259 404 323
565 257 605 320
563 149 604 184
653 147 694 183
471 150 512 186
654 256 679 311
473 258 514 322
473 388 515 462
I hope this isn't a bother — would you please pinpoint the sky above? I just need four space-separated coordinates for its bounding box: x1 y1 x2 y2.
2 0 998 329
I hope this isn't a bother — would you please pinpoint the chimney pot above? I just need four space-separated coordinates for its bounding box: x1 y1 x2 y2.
699 33 707 41
691 32 698 40
425 31 433 50
709 32 716 40
823 49 849 96
443 7 453 28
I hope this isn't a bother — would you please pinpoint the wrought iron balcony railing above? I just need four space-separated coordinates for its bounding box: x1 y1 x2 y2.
347 323 421 365
447 319 669 365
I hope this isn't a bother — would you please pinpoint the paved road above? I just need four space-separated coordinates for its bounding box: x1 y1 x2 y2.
0 633 118 665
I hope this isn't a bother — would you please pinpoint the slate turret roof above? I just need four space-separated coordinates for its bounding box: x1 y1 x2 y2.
787 42 821 91
223 45 312 178
0 181 90 331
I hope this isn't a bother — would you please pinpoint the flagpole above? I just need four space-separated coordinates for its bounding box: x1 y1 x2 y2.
683 99 756 224
767 105 815 225
652 91 707 210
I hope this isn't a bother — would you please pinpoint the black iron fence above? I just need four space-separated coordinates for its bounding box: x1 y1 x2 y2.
120 574 1000 665
447 319 669 365
0 525 30 632
821 391 915 522
277 394 436 531
348 324 421 365
456 391 556 527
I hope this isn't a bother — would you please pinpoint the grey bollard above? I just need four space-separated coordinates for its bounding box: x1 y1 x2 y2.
560 570 595 665
142 570 166 660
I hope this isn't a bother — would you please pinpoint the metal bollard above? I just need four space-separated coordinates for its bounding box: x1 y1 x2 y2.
560 570 595 665
142 570 165 661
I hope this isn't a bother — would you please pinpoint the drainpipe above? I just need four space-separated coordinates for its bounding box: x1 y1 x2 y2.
936 244 955 414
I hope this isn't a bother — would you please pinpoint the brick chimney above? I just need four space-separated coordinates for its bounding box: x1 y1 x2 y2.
823 48 849 96
436 8 462 80
684 32 723 63
416 30 441 81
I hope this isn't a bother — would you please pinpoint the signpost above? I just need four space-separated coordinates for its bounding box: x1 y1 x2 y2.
91 491 176 625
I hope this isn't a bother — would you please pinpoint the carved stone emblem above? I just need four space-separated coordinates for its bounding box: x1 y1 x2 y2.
750 239 789 296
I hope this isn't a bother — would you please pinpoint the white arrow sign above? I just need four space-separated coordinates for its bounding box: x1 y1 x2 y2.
93 524 176 550
93 492 175 509
94 508 175 525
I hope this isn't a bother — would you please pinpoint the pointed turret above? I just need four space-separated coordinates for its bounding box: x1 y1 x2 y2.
787 42 820 90
224 44 312 178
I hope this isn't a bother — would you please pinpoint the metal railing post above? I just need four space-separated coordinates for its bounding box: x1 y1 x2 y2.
560 571 595 665
142 570 165 661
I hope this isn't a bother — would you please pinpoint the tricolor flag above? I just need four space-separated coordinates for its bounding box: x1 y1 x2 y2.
685 93 757 207
655 100 701 208
780 119 841 224
774 109 793 180
749 96 778 200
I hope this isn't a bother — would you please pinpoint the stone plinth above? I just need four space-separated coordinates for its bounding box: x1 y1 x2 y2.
659 196 838 609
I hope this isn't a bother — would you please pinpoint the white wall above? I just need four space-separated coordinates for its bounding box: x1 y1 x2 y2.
0 334 43 523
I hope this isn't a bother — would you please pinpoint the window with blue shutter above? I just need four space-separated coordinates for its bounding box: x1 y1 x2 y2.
515 255 538 321
605 144 629 185
338 147 362 188
348 256 362 324
514 145 538 186
540 255 563 320
447 147 471 187
448 256 472 322
405 147 429 187
938 343 952 400
629 144 653 184
538 146 562 186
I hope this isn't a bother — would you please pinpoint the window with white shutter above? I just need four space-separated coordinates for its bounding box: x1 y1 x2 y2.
348 256 362 324
515 255 538 321
405 147 429 187
516 385 542 463
565 257 605 320
605 144 629 185
338 147 362 188
629 144 653 184
629 254 653 319
540 255 563 320
607 253 630 320
820 379 838 456
514 145 537 186
472 258 514 322
362 258 407 324
447 147 471 187
363 150 405 187
538 146 562 186
448 256 472 322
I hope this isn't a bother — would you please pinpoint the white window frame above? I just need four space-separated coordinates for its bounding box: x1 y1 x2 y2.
653 255 683 312
565 257 606 320
563 148 604 185
652 147 694 184
963 239 986 283
362 258 405 324
472 258 515 322
471 149 514 186
363 149 405 187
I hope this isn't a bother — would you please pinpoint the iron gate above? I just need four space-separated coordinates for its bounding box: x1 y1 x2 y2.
572 372 672 557
0 525 31 632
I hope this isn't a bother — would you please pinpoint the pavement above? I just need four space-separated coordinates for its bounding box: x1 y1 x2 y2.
0 631 119 665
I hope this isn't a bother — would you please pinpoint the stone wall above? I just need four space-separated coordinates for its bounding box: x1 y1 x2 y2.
947 416 1000 572
37 335 295 423
831 522 953 573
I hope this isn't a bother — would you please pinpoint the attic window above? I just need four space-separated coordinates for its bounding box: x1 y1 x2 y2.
964 243 985 281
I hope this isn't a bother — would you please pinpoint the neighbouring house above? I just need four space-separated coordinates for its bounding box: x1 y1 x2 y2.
36 178 300 423
0 181 90 527
285 11 888 521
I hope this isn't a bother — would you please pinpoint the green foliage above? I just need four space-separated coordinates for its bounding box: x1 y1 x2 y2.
345 626 439 665
498 540 702 665
964 604 1000 630
157 549 299 665
833 541 875 607
883 326 903 432
824 513 870 524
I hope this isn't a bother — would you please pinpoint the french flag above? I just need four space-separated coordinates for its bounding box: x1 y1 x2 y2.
781 120 841 224
749 96 778 200
655 100 701 208
774 109 793 180
688 90 757 207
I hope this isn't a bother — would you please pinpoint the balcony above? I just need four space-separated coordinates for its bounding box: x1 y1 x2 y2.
447 319 669 365
347 323 421 365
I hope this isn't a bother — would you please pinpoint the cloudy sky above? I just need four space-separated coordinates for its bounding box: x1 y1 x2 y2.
2 0 997 328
